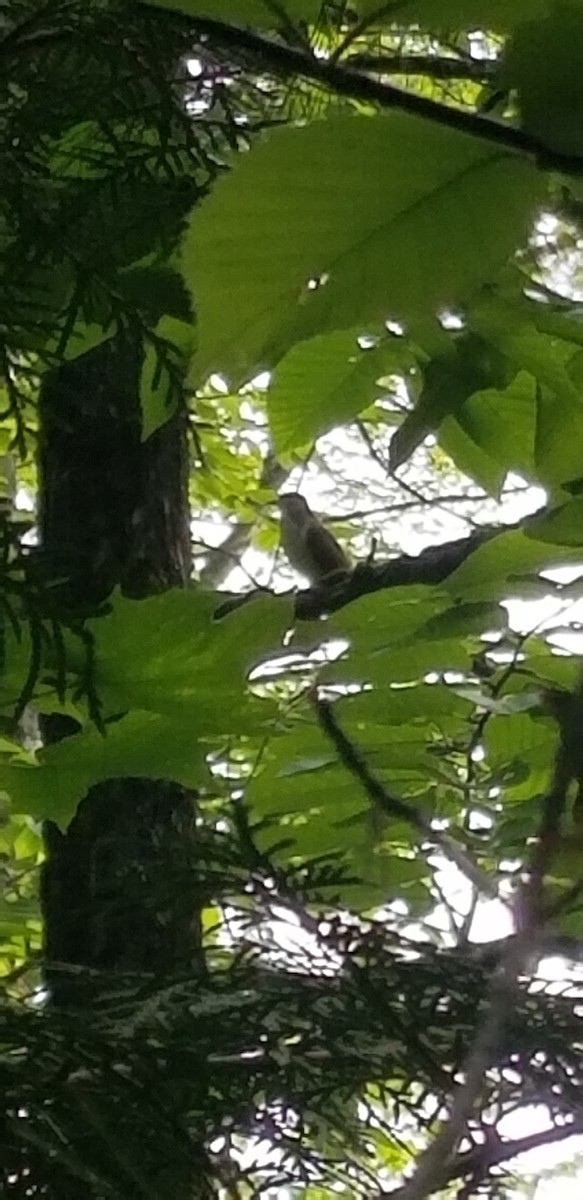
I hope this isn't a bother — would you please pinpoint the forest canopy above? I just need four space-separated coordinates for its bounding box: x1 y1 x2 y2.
3 2 583 1198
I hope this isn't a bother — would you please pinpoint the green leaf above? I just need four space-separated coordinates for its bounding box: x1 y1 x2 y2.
0 593 293 824
504 5 583 155
419 599 507 639
445 529 583 596
0 711 211 828
469 294 582 403
145 0 552 34
389 1 549 31
92 589 292 724
184 113 542 385
535 385 583 492
316 591 502 694
531 306 583 351
247 719 430 907
321 585 450 654
268 328 413 454
333 682 472 727
505 652 579 691
324 587 503 654
390 330 514 472
440 371 537 495
485 711 557 801
526 498 583 546
144 0 321 23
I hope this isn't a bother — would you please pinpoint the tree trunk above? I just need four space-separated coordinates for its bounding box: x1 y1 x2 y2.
34 334 210 1197
38 333 191 608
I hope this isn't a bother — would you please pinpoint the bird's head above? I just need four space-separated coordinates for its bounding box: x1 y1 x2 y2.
278 492 311 528
278 492 309 510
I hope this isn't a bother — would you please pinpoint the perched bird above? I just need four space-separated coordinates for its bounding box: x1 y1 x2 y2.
278 492 350 585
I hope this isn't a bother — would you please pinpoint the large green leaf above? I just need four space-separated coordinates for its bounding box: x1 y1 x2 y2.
247 719 432 908
268 328 413 454
445 528 583 595
0 711 211 829
317 590 505 692
91 588 291 721
324 586 503 653
328 682 472 727
184 113 542 385
0 592 292 825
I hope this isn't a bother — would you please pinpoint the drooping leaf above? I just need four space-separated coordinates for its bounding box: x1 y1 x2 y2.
268 328 413 455
389 330 514 472
440 371 537 495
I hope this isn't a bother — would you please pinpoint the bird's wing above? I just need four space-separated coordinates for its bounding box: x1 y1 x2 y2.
304 523 349 580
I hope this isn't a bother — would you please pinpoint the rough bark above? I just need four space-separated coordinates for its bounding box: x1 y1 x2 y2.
35 334 209 1197
38 333 191 609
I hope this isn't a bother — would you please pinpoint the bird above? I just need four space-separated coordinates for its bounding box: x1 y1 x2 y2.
278 492 350 585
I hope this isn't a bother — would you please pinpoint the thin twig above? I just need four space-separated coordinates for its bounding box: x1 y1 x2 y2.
313 693 500 900
331 2 404 63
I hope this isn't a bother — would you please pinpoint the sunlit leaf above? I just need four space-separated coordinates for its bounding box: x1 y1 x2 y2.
184 114 542 385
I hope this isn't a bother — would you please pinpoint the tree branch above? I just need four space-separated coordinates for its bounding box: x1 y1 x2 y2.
213 517 534 623
189 16 583 172
293 521 510 619
388 1117 583 1198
